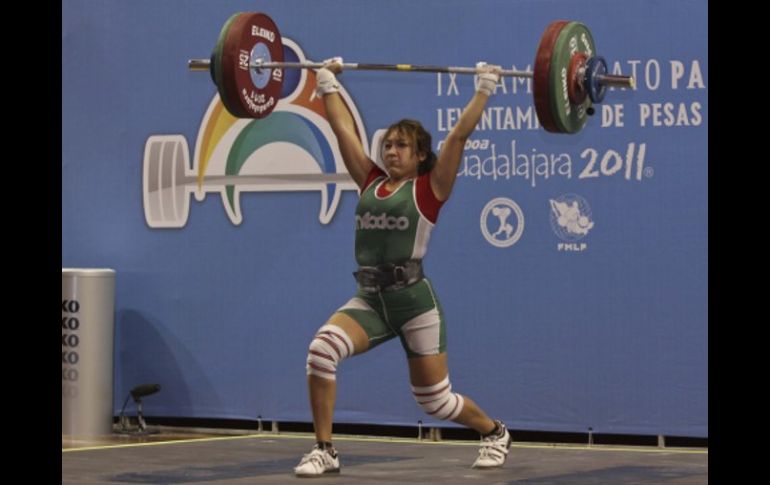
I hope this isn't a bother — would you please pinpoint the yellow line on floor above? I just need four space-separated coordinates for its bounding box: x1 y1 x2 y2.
62 433 261 452
62 432 707 455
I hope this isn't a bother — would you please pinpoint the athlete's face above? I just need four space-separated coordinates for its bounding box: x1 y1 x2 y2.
382 130 426 181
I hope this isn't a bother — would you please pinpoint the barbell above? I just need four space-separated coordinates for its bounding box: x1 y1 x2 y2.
188 12 635 134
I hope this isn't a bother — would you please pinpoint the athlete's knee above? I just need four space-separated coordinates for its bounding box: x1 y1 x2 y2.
411 376 465 420
306 324 355 381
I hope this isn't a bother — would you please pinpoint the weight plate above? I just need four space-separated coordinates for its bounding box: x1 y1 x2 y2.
533 20 570 133
547 21 596 133
567 52 588 105
218 12 284 118
213 13 241 115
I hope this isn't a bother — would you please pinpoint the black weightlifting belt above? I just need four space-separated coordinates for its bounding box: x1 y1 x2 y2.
353 260 424 293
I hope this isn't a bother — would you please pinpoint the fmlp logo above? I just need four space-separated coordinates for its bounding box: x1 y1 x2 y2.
549 193 594 252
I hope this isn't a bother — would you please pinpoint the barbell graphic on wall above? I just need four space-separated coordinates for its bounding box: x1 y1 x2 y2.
188 12 635 134
142 135 359 228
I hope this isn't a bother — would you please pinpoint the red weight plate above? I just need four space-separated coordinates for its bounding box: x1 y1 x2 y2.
533 20 570 133
567 52 588 105
219 12 284 118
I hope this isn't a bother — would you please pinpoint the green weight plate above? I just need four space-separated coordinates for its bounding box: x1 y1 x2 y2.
213 13 242 115
547 21 596 133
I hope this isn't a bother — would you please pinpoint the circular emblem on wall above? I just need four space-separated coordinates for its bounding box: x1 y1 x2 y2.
480 197 525 248
548 193 594 241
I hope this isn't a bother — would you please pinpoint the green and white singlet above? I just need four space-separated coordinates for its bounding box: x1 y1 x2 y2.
354 169 436 266
338 167 448 357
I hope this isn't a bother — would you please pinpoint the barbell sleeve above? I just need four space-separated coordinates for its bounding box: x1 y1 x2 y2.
189 59 211 71
595 74 636 90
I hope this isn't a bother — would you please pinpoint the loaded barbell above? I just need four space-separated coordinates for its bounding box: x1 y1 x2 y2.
188 12 635 134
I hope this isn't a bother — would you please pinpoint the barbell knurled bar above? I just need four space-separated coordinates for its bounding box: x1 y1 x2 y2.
188 58 635 89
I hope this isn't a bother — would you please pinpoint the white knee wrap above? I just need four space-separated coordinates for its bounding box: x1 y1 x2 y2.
411 376 465 421
306 324 354 381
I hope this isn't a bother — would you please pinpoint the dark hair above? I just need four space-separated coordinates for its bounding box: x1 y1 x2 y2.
383 119 437 175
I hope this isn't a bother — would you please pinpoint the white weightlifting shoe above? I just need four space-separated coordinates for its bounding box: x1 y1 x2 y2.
472 420 512 468
294 444 341 477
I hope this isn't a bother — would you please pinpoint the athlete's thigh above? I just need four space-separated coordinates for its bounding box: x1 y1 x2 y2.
333 294 397 355
407 352 448 386
386 279 447 358
324 312 372 355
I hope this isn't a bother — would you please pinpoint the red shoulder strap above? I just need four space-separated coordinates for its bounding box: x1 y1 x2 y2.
415 173 444 223
361 166 387 192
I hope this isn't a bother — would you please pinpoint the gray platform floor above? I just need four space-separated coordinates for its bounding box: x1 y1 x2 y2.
62 433 708 484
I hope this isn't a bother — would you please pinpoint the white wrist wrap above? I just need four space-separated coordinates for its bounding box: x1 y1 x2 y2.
476 72 498 96
316 68 341 97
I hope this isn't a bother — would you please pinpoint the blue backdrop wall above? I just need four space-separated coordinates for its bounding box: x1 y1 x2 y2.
62 0 708 437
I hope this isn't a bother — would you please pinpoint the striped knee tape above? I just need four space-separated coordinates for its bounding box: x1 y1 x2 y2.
306 324 354 381
411 376 465 421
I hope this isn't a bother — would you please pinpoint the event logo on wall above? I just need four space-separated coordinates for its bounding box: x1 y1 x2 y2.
141 38 375 229
549 193 594 251
480 197 525 248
